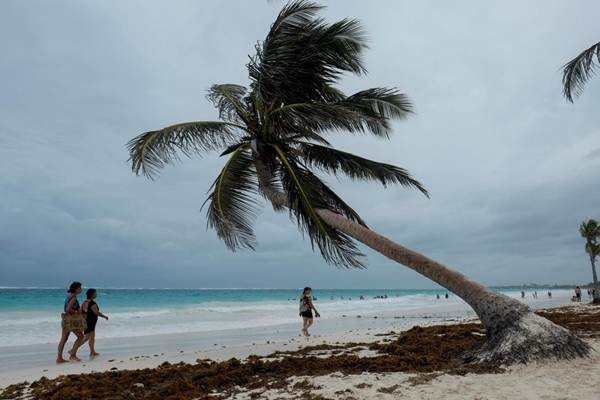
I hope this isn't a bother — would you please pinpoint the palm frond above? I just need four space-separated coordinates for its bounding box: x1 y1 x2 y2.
587 242 600 258
562 41 600 102
288 130 331 145
206 84 249 123
220 141 250 157
204 145 261 250
344 88 413 136
248 0 368 106
267 88 412 138
253 148 288 212
301 168 367 226
298 142 429 196
269 0 323 35
127 121 242 178
272 144 366 268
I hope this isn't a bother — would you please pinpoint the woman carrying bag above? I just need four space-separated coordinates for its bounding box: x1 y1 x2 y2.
56 281 86 363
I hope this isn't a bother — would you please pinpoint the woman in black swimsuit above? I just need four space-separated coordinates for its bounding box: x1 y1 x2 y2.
79 288 108 357
299 287 320 336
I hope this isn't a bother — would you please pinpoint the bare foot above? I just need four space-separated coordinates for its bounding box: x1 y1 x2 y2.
56 358 68 364
301 329 308 337
90 352 100 358
69 355 82 362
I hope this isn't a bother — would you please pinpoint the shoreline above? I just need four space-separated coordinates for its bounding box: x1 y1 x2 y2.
0 292 575 389
0 311 472 389
1 304 599 399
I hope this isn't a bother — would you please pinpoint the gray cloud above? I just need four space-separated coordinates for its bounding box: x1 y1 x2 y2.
1 0 599 289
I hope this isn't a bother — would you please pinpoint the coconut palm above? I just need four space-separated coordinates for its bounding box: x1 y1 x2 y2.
562 41 600 102
128 0 589 363
579 219 600 303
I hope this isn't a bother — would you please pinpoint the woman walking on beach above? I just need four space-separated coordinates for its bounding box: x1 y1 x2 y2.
299 287 320 336
57 282 86 363
79 288 109 358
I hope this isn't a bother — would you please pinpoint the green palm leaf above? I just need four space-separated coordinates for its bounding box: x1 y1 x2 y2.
298 142 429 196
586 242 600 258
562 41 600 102
204 145 261 250
301 168 367 227
128 121 242 178
267 88 411 138
272 144 366 268
206 84 249 124
248 0 367 106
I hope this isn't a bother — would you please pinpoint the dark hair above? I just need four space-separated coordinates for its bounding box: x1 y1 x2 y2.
67 281 82 293
86 288 97 299
302 287 312 295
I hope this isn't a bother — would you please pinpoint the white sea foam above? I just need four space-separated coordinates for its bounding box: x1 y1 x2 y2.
0 289 574 347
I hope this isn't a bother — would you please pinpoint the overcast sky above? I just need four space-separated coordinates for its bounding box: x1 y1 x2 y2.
1 0 599 289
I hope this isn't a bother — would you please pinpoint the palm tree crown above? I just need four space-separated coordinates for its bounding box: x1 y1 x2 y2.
128 0 427 268
580 219 600 255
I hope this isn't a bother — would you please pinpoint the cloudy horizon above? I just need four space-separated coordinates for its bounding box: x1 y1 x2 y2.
1 0 599 289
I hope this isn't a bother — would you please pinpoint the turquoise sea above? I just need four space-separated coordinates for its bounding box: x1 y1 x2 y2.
0 287 568 347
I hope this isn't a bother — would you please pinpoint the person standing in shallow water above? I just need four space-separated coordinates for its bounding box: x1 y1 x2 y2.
299 287 320 337
57 282 85 363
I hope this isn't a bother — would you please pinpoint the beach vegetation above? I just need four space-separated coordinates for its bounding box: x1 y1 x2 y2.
579 219 600 303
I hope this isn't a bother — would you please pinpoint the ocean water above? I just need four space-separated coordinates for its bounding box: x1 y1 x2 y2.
0 288 572 347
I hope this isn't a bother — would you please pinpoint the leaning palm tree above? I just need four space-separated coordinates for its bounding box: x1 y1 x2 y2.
562 41 600 102
579 219 600 303
128 0 589 363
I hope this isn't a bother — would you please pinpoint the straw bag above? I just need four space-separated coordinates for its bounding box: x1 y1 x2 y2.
61 313 87 332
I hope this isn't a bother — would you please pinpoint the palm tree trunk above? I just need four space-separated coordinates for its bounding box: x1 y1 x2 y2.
316 210 590 363
254 159 590 363
590 256 599 303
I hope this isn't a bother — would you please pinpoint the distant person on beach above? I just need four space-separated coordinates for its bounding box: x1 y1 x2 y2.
521 291 525 298
548 291 552 298
575 286 582 302
445 293 449 299
76 288 109 358
436 294 440 300
57 281 85 363
299 287 320 337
